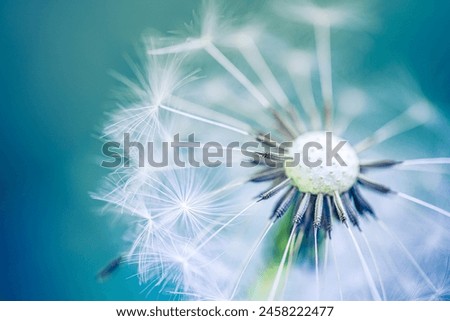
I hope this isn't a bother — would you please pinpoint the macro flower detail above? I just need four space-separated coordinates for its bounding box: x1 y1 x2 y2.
95 1 450 301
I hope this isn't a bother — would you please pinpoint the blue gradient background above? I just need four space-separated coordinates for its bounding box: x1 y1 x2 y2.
0 0 449 300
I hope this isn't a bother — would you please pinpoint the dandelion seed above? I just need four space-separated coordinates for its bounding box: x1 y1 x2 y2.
104 48 198 144
96 0 450 300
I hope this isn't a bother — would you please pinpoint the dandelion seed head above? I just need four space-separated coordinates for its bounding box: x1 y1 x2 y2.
285 131 359 194
135 167 241 238
104 51 197 144
132 238 207 288
96 0 450 301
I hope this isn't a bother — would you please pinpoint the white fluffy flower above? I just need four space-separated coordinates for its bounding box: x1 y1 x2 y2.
96 0 450 301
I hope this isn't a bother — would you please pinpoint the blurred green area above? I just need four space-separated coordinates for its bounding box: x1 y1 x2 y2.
0 0 449 300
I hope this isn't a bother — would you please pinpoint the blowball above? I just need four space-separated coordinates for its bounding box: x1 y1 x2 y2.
285 131 359 195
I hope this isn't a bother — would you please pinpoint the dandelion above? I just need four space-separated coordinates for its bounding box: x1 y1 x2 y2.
95 0 450 300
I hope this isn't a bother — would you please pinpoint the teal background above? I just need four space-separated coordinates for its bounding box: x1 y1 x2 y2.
0 0 449 300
